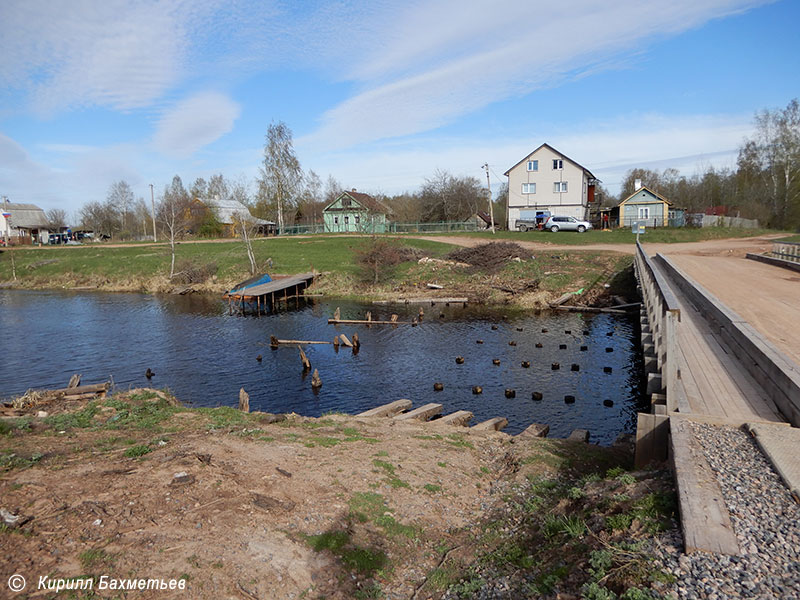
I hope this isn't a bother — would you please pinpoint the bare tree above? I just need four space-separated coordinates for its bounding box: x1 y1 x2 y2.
157 175 190 278
232 211 258 275
107 180 135 237
46 208 68 231
420 170 484 222
260 121 303 233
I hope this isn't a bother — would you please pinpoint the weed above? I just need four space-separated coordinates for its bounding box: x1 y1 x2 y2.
423 483 442 493
605 513 634 532
0 450 43 471
581 581 617 599
606 466 626 479
354 581 383 599
437 461 447 468
561 515 587 538
568 486 585 499
124 444 151 458
79 548 113 571
305 531 387 575
0 417 31 436
374 450 389 457
446 433 474 449
617 474 636 485
372 459 396 475
45 403 100 430
305 436 341 448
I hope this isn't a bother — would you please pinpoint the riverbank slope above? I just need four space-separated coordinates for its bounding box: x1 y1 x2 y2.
1 388 679 599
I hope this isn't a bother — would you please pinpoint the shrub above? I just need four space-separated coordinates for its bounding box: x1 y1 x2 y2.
355 237 418 283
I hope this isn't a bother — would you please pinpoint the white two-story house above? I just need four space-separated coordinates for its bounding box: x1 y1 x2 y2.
504 143 598 230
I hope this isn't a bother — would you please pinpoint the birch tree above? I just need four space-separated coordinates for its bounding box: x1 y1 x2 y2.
259 121 303 233
157 175 190 279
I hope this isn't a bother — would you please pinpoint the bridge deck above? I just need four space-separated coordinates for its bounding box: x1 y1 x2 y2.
672 290 785 423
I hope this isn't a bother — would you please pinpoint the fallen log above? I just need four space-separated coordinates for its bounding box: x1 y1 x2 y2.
299 347 311 371
372 297 467 305
338 333 353 347
49 383 109 396
271 336 331 346
67 374 81 389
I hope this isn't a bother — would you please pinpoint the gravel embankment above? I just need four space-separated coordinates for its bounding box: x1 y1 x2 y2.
653 423 800 599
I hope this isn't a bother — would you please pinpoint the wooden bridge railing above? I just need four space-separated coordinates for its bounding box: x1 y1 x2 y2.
772 241 800 263
634 241 682 413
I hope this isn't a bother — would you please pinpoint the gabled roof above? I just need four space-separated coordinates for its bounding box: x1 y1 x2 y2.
504 143 597 179
2 202 49 229
200 198 274 225
616 185 673 207
324 190 392 215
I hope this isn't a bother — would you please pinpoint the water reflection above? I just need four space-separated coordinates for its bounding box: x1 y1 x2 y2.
0 290 646 444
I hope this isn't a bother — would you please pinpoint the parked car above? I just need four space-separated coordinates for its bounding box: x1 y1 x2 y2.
544 216 592 233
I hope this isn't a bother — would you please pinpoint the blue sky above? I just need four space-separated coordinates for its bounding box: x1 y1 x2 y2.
1 0 798 216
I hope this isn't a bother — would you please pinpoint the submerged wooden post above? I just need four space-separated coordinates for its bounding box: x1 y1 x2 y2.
352 332 360 349
67 374 81 389
238 388 250 413
339 333 353 347
311 369 322 389
333 335 340 349
299 347 311 371
390 314 398 323
365 311 372 322
270 335 280 348
418 306 424 320
334 307 341 321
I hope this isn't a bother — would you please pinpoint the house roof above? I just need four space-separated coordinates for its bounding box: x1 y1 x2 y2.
324 190 392 215
201 198 274 225
2 202 49 229
616 185 673 207
504 143 597 179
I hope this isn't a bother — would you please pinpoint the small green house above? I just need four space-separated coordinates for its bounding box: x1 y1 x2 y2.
323 190 391 233
613 185 673 228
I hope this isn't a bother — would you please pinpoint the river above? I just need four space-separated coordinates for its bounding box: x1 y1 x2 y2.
0 290 647 444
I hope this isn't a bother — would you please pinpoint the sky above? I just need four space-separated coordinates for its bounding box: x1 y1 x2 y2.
1 0 799 216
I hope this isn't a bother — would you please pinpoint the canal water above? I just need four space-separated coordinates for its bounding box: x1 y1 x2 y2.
0 290 647 445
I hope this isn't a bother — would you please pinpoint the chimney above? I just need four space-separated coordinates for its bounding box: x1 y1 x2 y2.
351 188 357 192
634 179 642 191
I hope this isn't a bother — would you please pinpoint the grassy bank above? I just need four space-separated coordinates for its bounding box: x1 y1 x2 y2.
428 226 778 245
0 236 635 308
0 236 452 293
0 388 679 599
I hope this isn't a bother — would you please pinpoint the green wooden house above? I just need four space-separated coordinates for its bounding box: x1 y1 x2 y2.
323 190 391 233
612 185 674 228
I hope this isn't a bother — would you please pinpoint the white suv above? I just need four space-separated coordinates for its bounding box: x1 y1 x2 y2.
544 216 592 233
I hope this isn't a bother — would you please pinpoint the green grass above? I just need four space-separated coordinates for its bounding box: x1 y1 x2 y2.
304 530 388 575
79 548 114 571
0 235 456 287
0 418 31 436
124 444 152 458
428 226 780 245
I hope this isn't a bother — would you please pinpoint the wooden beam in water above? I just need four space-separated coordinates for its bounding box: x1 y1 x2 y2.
552 305 628 315
393 403 442 422
472 417 508 431
357 399 413 417
328 318 411 325
270 336 331 346
338 333 353 347
516 423 550 438
373 297 467 305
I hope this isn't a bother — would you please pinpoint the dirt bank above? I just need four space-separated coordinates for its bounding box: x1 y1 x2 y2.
1 390 678 599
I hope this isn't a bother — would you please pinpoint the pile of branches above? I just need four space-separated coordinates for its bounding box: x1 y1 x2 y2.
446 242 530 271
173 259 218 284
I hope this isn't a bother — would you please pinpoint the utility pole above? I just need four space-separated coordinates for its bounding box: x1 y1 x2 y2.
2 196 10 246
482 164 495 234
149 184 157 242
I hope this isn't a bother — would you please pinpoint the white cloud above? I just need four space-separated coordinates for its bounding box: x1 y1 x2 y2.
302 0 770 149
153 92 241 158
304 112 753 197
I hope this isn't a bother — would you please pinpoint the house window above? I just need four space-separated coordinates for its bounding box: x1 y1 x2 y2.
553 182 568 193
552 159 563 170
334 216 339 224
638 207 650 219
344 216 350 224
355 215 360 223
342 197 351 207
522 183 536 194
527 160 538 171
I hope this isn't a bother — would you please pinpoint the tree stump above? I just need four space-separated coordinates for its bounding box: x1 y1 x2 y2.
67 374 82 389
238 388 250 413
270 335 279 348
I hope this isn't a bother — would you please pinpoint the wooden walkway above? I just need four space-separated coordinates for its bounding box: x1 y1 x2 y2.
224 272 315 315
671 288 785 423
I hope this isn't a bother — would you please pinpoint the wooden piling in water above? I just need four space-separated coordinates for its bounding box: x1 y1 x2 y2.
299 347 311 371
238 388 250 413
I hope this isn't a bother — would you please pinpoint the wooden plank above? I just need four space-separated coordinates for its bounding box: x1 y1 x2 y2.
634 413 669 468
357 399 412 418
472 417 508 431
393 403 442 422
338 333 353 347
328 318 411 325
516 423 550 438
47 383 109 395
669 416 740 555
434 410 473 427
373 297 468 305
671 412 791 428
